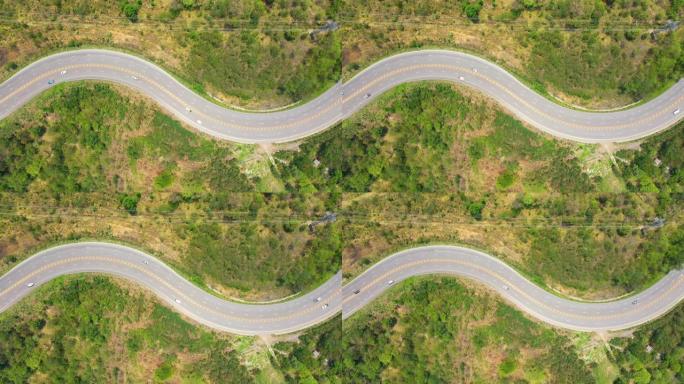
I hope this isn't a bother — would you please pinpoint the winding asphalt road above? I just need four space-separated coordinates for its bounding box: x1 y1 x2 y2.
1 49 683 143
343 246 684 332
0 243 341 336
1 49 683 334
0 243 682 334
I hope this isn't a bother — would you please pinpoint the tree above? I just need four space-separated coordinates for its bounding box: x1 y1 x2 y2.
120 0 142 22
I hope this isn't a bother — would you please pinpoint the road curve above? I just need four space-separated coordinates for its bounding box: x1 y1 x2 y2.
343 246 684 332
0 242 341 336
1 243 682 334
1 49 683 143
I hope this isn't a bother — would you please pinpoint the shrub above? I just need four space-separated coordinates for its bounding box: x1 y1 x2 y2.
119 192 141 215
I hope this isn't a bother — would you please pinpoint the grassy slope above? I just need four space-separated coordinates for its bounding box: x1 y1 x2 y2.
341 276 684 383
0 3 683 378
0 1 683 109
277 81 684 298
0 78 681 384
2 79 682 299
0 0 341 109
340 0 684 108
0 274 305 383
0 82 341 300
1 272 676 382
342 277 593 383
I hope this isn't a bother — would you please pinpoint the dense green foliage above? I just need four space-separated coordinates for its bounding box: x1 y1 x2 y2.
524 12 684 101
277 83 586 194
274 317 342 383
618 120 684 206
527 30 626 100
120 0 142 22
342 277 592 383
0 84 250 198
0 83 341 297
0 276 253 383
280 33 342 100
611 303 684 383
184 216 341 292
0 84 119 195
610 123 684 289
119 192 141 215
622 31 684 99
461 0 484 21
278 84 475 192
185 30 340 102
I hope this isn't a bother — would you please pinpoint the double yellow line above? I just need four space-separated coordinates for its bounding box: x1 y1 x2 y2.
1 253 681 331
343 63 684 132
2 61 681 138
343 257 684 323
0 255 341 326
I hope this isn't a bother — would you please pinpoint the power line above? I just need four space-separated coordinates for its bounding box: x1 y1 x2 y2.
0 10 671 32
1 208 675 230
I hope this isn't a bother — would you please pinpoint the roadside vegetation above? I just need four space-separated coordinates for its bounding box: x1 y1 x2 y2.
0 0 341 109
0 275 255 383
343 277 592 383
0 274 341 383
0 82 341 300
342 275 684 383
2 79 682 301
341 0 684 108
1 1 683 109
1 2 683 377
610 301 684 383
275 81 684 298
2 269 679 383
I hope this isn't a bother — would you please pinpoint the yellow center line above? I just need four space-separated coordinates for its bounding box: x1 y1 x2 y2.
343 64 684 132
343 258 684 322
2 62 681 137
0 256 341 325
1 64 343 133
